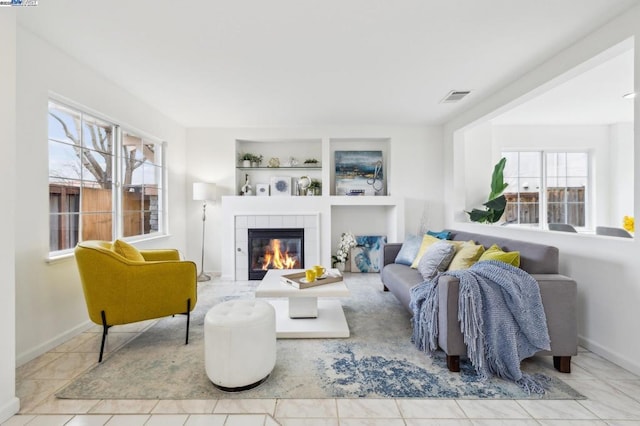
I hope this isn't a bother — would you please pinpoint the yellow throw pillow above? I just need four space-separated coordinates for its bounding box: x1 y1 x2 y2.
411 236 463 269
410 235 440 268
111 239 145 262
479 244 520 267
447 241 485 271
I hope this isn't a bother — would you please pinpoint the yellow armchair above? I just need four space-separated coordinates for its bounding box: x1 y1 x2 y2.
74 240 197 362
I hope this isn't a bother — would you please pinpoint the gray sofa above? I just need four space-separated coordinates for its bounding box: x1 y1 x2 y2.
380 229 577 373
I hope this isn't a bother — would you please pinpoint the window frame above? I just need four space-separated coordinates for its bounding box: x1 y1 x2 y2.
48 97 168 258
501 149 591 231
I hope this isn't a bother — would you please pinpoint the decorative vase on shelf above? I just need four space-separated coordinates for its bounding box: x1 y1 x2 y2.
335 262 345 273
242 160 251 167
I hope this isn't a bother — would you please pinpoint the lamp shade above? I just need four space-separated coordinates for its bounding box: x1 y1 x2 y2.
193 182 217 201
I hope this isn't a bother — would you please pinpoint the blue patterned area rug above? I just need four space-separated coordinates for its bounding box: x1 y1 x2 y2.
57 274 583 400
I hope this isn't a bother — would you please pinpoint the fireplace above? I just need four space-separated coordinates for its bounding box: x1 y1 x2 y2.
248 228 304 280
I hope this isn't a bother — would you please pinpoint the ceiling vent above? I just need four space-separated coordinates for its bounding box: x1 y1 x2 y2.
440 90 471 103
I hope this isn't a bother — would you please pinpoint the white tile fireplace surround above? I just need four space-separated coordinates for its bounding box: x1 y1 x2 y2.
233 213 320 281
220 196 404 280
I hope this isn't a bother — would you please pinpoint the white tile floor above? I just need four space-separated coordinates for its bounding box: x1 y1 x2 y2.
5 274 640 426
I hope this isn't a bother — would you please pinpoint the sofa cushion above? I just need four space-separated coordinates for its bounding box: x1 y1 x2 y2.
427 230 451 240
417 241 456 280
394 234 423 266
111 239 145 262
479 244 520 267
447 241 485 271
445 229 559 274
410 235 441 268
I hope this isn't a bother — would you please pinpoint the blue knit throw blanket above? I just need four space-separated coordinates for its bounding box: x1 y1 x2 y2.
410 260 551 394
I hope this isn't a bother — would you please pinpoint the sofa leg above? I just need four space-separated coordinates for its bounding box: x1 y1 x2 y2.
383 285 389 292
553 356 571 373
447 355 460 372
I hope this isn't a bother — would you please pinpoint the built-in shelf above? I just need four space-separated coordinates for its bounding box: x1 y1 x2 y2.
236 167 322 171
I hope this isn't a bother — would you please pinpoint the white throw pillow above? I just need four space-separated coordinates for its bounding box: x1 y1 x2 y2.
417 241 456 280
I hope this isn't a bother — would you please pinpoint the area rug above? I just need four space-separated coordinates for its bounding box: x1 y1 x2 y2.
57 274 583 400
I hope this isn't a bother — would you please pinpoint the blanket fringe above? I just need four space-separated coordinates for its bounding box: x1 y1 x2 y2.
516 373 551 395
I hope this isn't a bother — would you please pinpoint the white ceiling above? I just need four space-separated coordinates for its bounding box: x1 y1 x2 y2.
16 0 638 127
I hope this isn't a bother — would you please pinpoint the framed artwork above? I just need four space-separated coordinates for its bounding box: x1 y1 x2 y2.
350 235 387 273
335 150 385 196
270 176 292 196
256 183 269 196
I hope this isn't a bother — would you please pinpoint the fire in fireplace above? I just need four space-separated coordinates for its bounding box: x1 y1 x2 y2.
248 228 304 280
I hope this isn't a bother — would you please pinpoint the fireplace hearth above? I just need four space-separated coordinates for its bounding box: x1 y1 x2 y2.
248 228 304 280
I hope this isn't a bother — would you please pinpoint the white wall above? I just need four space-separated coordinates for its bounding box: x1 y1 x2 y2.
0 10 21 423
444 5 640 374
186 126 444 275
15 27 189 365
609 123 635 222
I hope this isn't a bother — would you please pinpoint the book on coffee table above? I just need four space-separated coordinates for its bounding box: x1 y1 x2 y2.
280 271 343 289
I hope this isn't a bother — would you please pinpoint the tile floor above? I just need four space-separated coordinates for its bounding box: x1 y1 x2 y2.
4 275 640 426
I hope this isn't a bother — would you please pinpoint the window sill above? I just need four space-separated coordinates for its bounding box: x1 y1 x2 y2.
46 251 75 264
46 234 172 264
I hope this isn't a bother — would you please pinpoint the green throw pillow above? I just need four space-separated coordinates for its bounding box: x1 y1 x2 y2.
479 244 520 267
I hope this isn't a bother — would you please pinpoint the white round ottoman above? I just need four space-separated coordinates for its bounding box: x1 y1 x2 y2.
204 299 276 391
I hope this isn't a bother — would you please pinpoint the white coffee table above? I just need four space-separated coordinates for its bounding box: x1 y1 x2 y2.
255 269 350 338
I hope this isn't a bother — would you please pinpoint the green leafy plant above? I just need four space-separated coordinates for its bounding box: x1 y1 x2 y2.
467 157 508 224
304 158 319 164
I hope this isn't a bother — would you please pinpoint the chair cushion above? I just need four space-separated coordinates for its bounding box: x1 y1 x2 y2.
111 239 145 261
479 244 520 267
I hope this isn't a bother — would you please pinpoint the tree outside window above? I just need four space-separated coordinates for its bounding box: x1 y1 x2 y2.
48 100 165 254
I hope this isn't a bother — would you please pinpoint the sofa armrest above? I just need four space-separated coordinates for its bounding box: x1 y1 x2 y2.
531 274 578 356
436 273 578 357
381 243 402 269
436 275 466 355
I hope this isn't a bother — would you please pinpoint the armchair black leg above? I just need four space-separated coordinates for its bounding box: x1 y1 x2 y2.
185 298 191 345
99 310 110 363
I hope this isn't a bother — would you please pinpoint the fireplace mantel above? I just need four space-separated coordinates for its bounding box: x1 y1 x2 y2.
221 195 405 280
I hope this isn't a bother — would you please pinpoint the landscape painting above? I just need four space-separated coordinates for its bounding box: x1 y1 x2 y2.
335 150 385 196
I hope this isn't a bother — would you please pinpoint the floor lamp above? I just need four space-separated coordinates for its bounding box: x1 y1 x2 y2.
193 182 217 282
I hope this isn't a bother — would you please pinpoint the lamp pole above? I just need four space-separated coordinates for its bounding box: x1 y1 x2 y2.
198 199 211 282
193 182 216 282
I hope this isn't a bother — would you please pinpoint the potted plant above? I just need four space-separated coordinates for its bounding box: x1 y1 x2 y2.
303 158 319 167
239 153 254 167
308 179 321 196
467 157 508 224
250 154 263 167
332 232 357 272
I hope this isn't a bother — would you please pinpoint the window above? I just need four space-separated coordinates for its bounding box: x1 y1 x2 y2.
48 100 166 255
502 151 589 229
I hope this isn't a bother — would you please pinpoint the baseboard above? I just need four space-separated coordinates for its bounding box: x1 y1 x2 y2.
16 320 94 367
0 397 20 424
578 334 640 376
